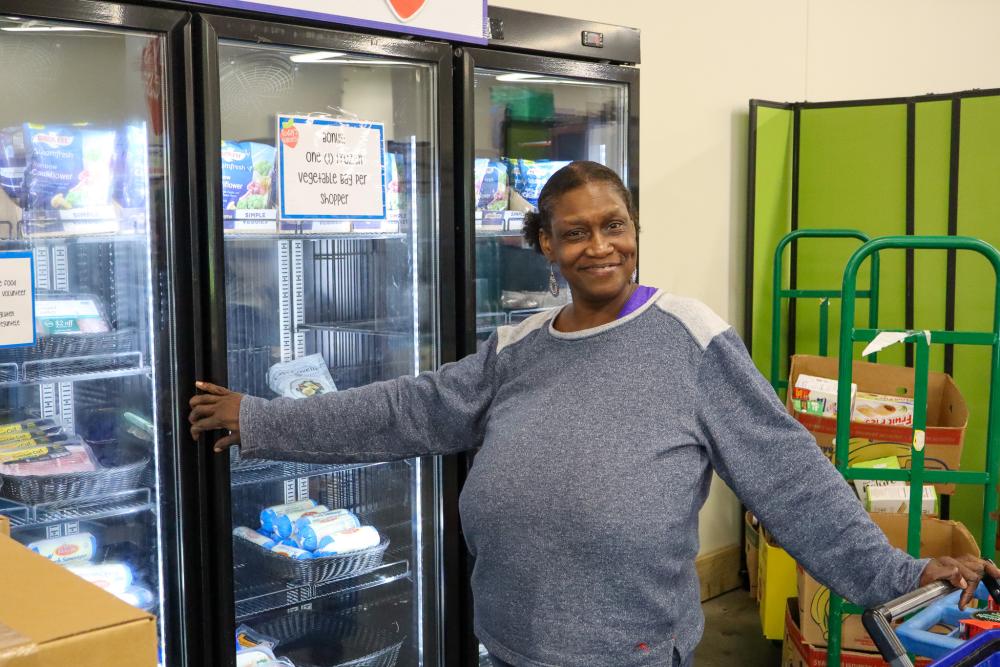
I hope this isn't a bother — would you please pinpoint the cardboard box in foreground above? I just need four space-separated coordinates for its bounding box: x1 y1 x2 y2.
0 533 157 667
797 513 979 652
787 354 968 494
783 599 932 667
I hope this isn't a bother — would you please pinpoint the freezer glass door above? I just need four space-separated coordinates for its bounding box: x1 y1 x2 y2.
472 68 629 342
0 16 175 666
218 41 442 667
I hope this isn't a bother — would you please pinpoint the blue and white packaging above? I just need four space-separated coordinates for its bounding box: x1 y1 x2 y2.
313 525 380 556
274 503 329 538
23 124 117 214
64 561 134 594
260 499 316 535
221 140 275 233
28 532 96 565
236 647 279 667
474 159 508 212
233 526 276 549
270 543 313 560
116 585 156 610
294 509 360 551
114 123 149 214
508 158 571 209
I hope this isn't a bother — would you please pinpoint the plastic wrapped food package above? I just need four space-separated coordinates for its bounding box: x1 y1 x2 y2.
64 561 134 594
221 140 275 214
507 158 571 210
294 510 361 551
34 293 112 336
313 526 381 556
273 504 330 539
28 532 97 565
266 355 337 399
474 159 509 211
0 442 97 475
260 499 317 535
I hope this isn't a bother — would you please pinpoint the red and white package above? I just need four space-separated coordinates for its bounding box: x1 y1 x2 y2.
1 443 97 476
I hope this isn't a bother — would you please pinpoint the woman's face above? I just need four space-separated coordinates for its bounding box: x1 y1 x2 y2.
539 181 638 305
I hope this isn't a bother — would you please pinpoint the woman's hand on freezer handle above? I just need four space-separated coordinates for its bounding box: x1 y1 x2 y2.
189 381 243 452
919 555 1000 609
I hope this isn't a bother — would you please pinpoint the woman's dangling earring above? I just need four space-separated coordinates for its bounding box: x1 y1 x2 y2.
548 263 560 297
631 269 638 284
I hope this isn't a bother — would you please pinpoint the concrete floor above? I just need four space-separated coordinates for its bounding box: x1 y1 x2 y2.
694 589 782 666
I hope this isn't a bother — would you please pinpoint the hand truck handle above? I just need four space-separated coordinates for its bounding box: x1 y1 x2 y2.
862 567 1000 667
863 582 955 667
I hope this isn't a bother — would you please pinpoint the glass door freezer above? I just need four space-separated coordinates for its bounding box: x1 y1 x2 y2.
455 10 640 664
195 14 458 667
0 2 204 666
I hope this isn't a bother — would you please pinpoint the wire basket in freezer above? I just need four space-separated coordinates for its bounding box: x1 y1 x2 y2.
234 533 390 585
0 443 150 504
0 328 136 363
253 609 403 667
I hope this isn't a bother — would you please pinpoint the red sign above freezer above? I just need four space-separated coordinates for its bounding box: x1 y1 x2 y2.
189 0 487 43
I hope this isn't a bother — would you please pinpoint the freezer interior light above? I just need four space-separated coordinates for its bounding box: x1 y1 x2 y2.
2 25 96 31
289 51 346 63
495 72 547 82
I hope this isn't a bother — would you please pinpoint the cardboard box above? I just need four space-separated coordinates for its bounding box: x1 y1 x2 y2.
851 456 900 499
796 513 979 652
854 392 915 427
866 483 937 515
783 599 933 667
0 533 157 666
745 511 760 598
759 527 798 640
787 354 968 494
793 374 858 418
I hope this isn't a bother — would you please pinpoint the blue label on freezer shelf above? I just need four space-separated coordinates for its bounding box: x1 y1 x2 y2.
0 251 36 349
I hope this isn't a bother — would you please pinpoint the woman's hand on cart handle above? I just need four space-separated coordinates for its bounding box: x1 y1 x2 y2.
919 555 1000 609
189 381 244 452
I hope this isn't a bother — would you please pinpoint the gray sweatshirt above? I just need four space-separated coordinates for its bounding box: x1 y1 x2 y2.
240 290 926 667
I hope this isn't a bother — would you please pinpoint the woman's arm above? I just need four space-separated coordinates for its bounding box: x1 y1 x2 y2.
190 335 499 464
695 328 995 608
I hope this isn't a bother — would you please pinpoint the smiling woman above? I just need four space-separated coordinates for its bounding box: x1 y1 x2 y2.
522 160 643 331
189 160 995 667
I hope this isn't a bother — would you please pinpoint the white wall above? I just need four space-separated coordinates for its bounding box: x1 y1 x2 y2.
493 0 1000 556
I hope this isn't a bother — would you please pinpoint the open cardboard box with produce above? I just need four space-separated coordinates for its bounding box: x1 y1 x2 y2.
787 354 968 494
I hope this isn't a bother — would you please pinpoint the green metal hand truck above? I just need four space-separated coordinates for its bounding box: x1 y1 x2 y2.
826 235 1000 665
770 229 881 394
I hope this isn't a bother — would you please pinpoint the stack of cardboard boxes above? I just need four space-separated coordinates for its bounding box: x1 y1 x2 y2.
748 354 973 664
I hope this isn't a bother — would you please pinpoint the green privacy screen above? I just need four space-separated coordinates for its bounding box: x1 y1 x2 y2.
746 90 1000 541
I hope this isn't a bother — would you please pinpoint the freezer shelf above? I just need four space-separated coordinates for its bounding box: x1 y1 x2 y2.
0 353 148 388
0 488 154 529
230 459 379 488
234 559 411 621
226 232 407 242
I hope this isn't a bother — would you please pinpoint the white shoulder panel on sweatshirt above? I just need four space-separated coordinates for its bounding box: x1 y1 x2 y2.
495 308 556 354
654 293 730 350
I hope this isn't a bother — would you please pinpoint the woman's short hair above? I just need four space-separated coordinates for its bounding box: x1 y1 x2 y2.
522 161 638 254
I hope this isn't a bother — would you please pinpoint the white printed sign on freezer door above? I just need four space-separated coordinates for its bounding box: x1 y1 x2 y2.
276 116 387 233
0 251 36 348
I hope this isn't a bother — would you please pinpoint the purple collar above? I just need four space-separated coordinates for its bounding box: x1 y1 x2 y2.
617 285 657 319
